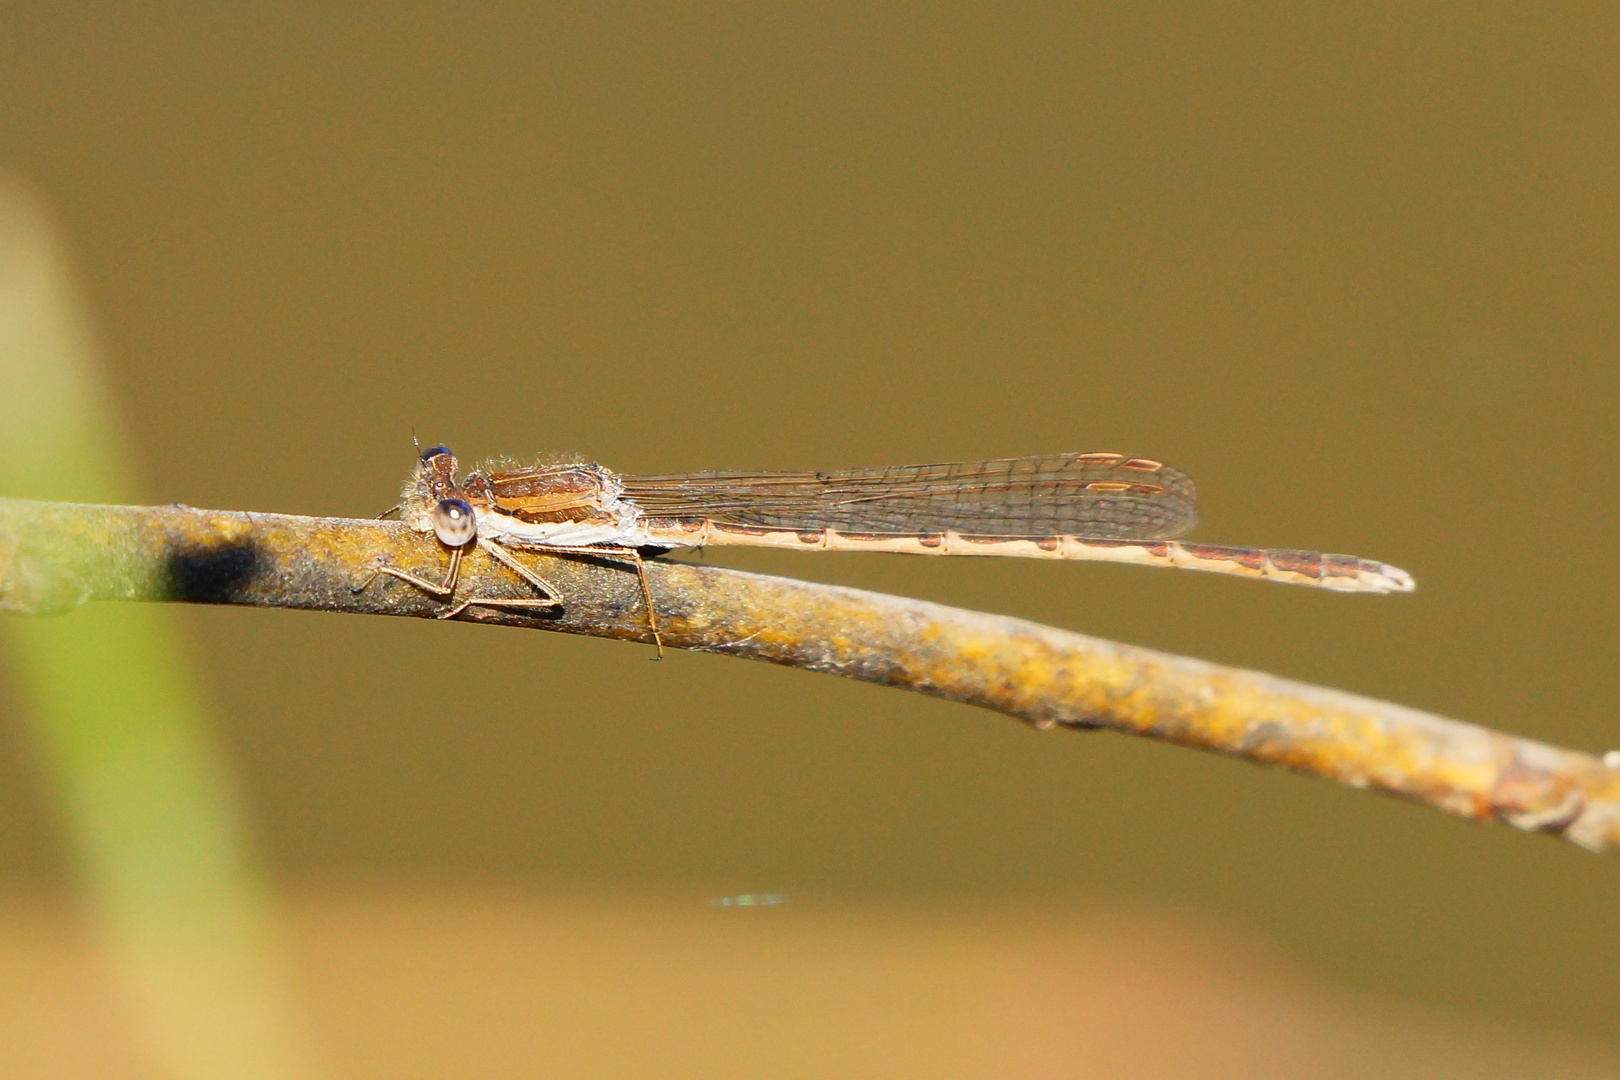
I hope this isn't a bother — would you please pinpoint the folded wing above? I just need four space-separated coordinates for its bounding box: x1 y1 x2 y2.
619 452 1198 540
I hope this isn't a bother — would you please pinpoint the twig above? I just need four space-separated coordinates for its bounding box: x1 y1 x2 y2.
2 496 1616 853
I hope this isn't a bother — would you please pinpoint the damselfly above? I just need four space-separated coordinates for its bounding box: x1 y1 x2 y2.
358 447 1414 655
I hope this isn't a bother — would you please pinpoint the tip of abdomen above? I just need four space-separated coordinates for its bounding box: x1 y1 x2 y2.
1368 560 1416 593
1319 555 1415 593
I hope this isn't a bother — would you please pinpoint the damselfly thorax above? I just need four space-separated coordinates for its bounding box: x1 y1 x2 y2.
357 446 1414 656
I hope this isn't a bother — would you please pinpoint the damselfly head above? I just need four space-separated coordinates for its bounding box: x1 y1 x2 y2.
417 446 461 502
398 445 468 536
431 497 478 547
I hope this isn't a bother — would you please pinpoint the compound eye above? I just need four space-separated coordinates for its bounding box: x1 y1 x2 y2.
421 444 453 462
431 498 477 546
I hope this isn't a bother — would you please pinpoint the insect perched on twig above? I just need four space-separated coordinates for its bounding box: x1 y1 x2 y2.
357 445 1414 657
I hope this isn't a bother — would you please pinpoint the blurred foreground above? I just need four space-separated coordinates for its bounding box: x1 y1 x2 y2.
2 886 1613 1080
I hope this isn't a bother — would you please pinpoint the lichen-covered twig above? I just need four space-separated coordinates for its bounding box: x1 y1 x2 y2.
2 496 1616 853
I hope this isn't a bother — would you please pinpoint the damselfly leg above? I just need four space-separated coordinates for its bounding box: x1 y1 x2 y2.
477 541 664 658
353 539 566 621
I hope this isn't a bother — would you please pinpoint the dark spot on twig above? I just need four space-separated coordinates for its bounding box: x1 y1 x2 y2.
163 538 261 603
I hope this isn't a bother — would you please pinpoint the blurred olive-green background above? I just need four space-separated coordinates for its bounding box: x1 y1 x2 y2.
1 3 1618 1070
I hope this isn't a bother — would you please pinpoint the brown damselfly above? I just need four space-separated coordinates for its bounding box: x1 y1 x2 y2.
357 447 1414 655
